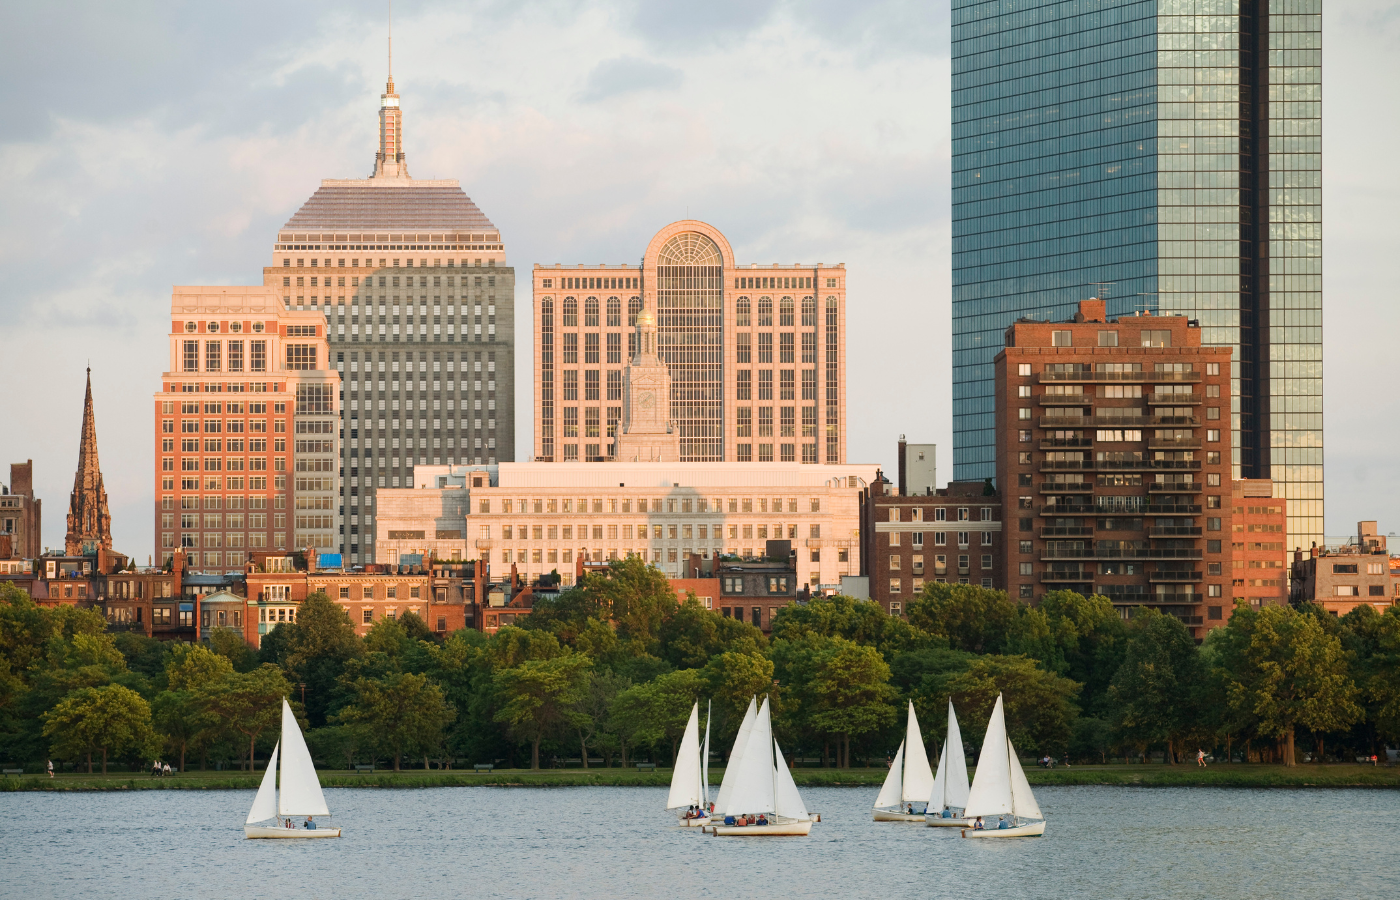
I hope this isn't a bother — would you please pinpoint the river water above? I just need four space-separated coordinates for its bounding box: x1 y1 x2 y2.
1 785 1395 899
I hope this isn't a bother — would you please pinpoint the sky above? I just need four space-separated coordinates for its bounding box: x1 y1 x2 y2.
0 0 1396 561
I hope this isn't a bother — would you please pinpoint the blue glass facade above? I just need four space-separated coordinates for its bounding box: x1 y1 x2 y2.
952 0 1322 550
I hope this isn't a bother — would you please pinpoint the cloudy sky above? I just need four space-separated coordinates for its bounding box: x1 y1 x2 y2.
0 1 1395 559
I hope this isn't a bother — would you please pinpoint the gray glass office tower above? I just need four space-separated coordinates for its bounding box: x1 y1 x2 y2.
951 0 1322 549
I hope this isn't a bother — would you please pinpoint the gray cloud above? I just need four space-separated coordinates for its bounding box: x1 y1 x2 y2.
577 56 684 103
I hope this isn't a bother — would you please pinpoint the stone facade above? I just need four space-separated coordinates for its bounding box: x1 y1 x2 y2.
65 370 112 557
1290 522 1400 616
1228 479 1289 616
1 461 41 561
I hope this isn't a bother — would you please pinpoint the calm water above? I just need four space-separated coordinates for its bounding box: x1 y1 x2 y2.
1 785 1396 899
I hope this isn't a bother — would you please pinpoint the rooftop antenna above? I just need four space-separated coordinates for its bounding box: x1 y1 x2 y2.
388 0 393 82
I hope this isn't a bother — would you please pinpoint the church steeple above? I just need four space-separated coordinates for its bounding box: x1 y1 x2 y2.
66 368 112 557
371 9 410 179
614 306 679 463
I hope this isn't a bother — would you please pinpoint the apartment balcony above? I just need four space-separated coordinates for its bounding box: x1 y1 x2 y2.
1150 415 1200 427
1040 569 1092 583
1036 504 1098 516
1090 416 1150 428
1040 482 1092 494
1039 416 1090 429
1039 526 1094 538
1039 370 1201 384
1040 459 1203 473
1147 393 1202 405
1148 548 1204 560
1150 569 1203 583
1151 526 1202 537
1148 437 1202 450
1144 503 1203 516
1038 395 1091 406
1039 438 1093 450
1148 481 1201 494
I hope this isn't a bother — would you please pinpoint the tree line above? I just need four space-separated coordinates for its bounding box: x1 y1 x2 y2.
2 559 1397 773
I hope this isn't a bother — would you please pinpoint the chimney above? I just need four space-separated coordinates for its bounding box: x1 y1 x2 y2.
305 547 319 573
897 436 907 497
1077 298 1107 322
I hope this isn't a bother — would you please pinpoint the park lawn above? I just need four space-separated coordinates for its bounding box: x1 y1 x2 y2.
3 763 1397 791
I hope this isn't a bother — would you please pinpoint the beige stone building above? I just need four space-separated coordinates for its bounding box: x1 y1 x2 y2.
531 220 847 466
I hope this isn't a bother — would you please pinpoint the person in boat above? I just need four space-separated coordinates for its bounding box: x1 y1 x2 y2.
998 816 1011 829
304 817 316 830
757 814 768 826
973 817 984 830
941 807 952 819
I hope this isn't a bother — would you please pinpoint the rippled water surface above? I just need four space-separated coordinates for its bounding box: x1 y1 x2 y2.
2 785 1396 899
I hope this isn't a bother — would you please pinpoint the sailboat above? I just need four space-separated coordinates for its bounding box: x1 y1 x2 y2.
961 694 1045 838
709 696 815 836
926 699 971 827
666 701 710 826
244 698 341 839
872 701 936 821
712 696 756 817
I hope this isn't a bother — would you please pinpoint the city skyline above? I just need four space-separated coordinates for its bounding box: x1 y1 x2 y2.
0 1 1394 560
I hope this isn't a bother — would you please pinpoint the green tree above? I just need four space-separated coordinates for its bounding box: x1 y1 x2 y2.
151 690 219 773
771 593 934 655
569 669 630 768
196 664 291 770
0 582 54 672
166 643 235 691
42 684 156 774
945 655 1081 756
906 583 1018 654
1107 609 1201 763
1218 605 1363 766
336 672 456 770
807 638 898 767
1362 607 1400 742
493 653 592 769
610 669 704 763
207 626 258 672
700 650 775 750
576 557 678 651
659 596 766 669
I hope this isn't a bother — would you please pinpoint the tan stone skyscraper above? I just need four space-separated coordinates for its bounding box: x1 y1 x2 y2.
67 369 112 557
262 70 515 565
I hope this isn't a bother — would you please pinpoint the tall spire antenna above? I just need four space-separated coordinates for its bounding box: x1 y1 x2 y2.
388 0 393 82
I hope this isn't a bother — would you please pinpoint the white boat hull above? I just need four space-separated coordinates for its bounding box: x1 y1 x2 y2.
244 824 342 839
926 815 970 827
710 819 813 836
872 809 927 822
677 815 711 828
962 820 1045 839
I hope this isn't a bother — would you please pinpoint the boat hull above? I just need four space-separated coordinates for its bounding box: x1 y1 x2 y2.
926 816 970 827
677 815 711 828
961 821 1045 839
244 824 342 839
872 809 927 822
710 820 813 837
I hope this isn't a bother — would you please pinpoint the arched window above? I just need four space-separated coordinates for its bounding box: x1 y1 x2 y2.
780 296 794 327
736 296 751 327
758 296 773 327
584 296 599 327
826 295 838 325
628 297 642 326
802 295 816 326
540 296 553 328
607 296 621 327
563 296 578 327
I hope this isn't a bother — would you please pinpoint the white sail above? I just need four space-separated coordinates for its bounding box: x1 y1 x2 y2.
944 700 970 810
873 740 905 809
772 737 808 820
963 694 1013 819
278 698 330 817
702 700 712 808
1006 738 1043 820
901 702 935 803
929 740 948 811
718 697 775 816
246 741 279 824
714 696 758 813
667 703 703 809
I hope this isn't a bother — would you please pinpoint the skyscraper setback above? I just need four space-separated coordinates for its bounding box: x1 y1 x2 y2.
258 74 515 566
951 0 1323 551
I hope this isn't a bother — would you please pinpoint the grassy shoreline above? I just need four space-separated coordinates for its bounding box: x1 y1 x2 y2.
3 764 1397 792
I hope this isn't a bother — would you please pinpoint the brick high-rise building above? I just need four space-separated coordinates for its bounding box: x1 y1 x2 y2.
154 287 338 574
260 72 515 566
532 221 847 465
1 461 41 560
996 299 1233 637
66 369 112 557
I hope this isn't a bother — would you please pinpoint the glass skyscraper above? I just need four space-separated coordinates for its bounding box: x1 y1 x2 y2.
952 0 1322 549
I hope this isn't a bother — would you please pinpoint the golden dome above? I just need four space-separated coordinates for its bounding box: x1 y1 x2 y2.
637 307 655 327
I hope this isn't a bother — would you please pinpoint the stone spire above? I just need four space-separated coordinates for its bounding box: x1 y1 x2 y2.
614 306 679 463
65 368 112 557
371 9 410 180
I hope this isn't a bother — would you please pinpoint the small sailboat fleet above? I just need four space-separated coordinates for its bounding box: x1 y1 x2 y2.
925 699 971 827
666 701 711 826
960 693 1045 838
872 701 935 821
244 698 341 839
703 695 816 836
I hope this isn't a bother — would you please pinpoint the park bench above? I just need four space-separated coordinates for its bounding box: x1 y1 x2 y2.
635 762 656 771
2 768 23 776
473 763 494 772
354 764 375 774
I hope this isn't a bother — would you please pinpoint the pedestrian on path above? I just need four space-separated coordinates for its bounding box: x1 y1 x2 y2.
47 760 54 779
1196 749 1206 768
